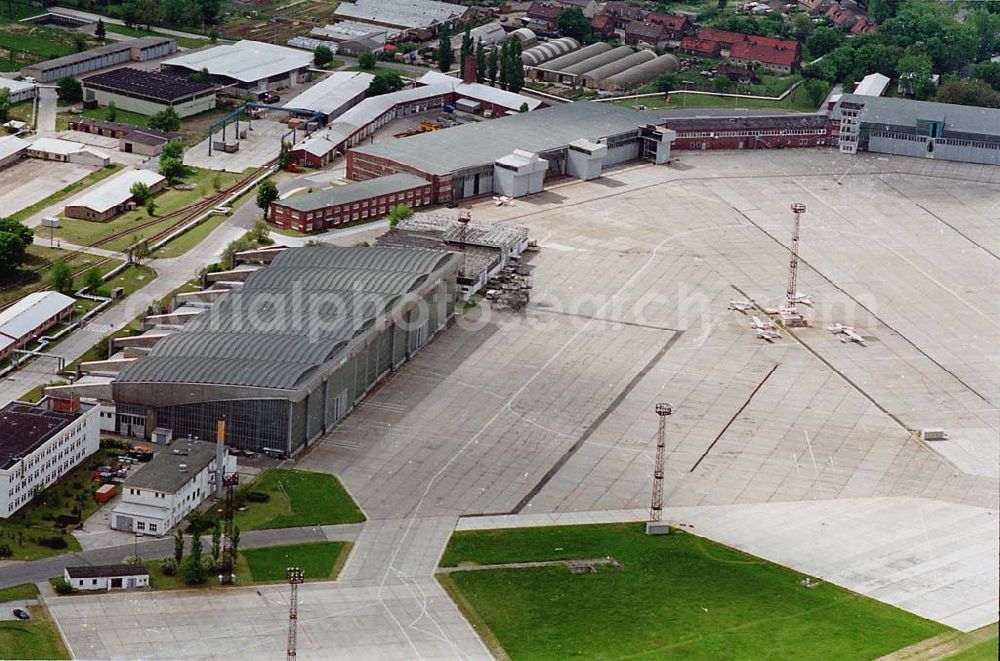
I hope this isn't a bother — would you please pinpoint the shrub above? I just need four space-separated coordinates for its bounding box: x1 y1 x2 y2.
0 543 11 557
123 555 143 565
181 556 205 585
38 536 68 550
245 491 270 503
53 578 74 594
160 558 178 576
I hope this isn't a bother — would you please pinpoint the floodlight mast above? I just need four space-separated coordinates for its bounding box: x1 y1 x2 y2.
649 403 672 523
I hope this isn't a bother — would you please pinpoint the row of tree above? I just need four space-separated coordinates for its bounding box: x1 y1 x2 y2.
443 26 525 93
60 0 223 31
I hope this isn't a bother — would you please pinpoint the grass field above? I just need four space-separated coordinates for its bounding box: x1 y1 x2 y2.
0 19 95 72
0 245 120 306
0 583 39 603
74 105 151 128
153 213 227 258
346 64 415 79
243 541 350 582
945 635 1000 661
54 167 241 250
439 523 948 660
0 605 69 660
234 469 365 531
102 23 206 49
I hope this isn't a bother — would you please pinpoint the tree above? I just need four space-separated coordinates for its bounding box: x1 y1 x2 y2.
136 0 163 30
104 101 117 122
488 46 499 85
713 75 732 93
314 44 334 68
188 68 211 84
497 41 509 90
278 140 293 170
387 204 413 228
83 268 103 293
145 198 156 216
518 101 529 113
174 530 184 564
56 76 83 103
73 33 88 54
0 218 33 249
475 39 486 84
149 107 181 132
460 25 474 68
256 179 279 220
121 2 139 29
368 72 405 96
49 261 74 294
129 240 150 265
159 140 189 184
805 27 842 59
791 14 813 43
95 19 107 42
182 531 204 585
436 25 454 72
211 523 221 563
161 140 184 161
971 61 1000 92
506 37 524 93
935 79 1000 108
209 29 219 44
0 218 32 275
249 219 272 245
231 525 240 563
804 79 827 109
0 88 9 124
652 73 676 94
557 7 591 43
357 50 377 70
868 0 901 23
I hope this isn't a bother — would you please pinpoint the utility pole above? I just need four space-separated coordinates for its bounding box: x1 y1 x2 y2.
646 403 672 535
286 567 304 660
780 203 808 327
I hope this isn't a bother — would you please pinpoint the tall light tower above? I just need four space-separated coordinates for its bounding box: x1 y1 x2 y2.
780 203 808 327
646 403 672 535
286 567 304 660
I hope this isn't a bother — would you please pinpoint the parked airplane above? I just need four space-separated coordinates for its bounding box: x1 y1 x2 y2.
728 299 754 314
828 323 866 346
789 293 813 306
750 315 777 331
754 328 782 342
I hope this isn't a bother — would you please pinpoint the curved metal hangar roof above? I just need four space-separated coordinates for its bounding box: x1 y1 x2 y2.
114 246 455 391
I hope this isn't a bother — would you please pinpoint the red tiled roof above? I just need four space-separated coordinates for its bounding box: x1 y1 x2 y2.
591 14 615 29
680 36 721 54
626 20 667 40
746 34 798 51
646 12 688 31
527 2 561 20
696 27 750 45
730 40 798 67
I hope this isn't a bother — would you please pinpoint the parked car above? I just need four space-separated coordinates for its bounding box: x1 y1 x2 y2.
12 608 30 620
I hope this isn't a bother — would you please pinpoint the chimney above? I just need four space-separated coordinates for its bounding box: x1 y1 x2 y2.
463 55 477 84
215 419 226 498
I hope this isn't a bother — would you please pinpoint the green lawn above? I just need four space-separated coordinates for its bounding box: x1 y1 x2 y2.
243 541 350 582
154 213 227 258
0 245 118 306
666 83 825 113
0 583 39 604
102 23 207 49
234 469 365 531
945 635 1000 661
0 605 69 660
74 105 151 128
439 523 948 660
0 20 96 71
346 64 415 79
0 447 128 560
98 264 156 298
54 167 242 251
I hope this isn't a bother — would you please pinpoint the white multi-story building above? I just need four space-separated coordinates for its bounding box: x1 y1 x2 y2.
0 398 100 518
110 439 236 536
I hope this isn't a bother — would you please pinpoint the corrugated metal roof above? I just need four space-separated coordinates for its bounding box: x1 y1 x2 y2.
24 37 172 73
163 40 312 84
416 71 543 111
0 134 28 162
0 76 35 96
0 291 74 342
283 71 374 117
832 93 1000 136
275 173 429 212
269 244 454 272
66 169 165 214
333 0 465 29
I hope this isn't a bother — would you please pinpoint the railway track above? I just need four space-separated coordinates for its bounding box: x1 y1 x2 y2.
0 162 273 312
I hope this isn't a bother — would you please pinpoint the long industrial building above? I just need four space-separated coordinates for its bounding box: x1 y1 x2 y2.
160 40 312 91
23 37 176 83
831 93 1000 165
112 246 460 455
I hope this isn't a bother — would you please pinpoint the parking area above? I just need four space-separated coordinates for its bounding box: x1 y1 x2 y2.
0 159 95 217
184 119 288 173
47 149 1000 655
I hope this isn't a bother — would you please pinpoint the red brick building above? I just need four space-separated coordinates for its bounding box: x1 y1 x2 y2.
665 113 832 151
729 36 800 74
525 2 561 32
679 36 721 57
645 12 690 40
695 27 749 55
590 13 616 39
625 20 669 47
270 173 434 233
598 1 646 29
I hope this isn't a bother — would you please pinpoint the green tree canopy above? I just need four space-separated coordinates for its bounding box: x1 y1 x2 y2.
557 7 592 43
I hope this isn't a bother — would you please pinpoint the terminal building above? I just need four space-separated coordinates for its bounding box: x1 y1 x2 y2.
111 246 460 456
1 398 100 518
23 37 176 83
831 93 1000 166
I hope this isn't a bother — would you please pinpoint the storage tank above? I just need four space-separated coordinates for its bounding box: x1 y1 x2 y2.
604 54 680 91
582 49 655 88
521 37 579 66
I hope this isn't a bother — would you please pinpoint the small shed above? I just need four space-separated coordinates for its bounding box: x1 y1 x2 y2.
64 564 149 591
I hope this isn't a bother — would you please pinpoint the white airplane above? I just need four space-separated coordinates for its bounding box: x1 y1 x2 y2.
493 195 514 206
728 299 754 314
828 323 866 346
754 328 782 342
789 293 813 306
750 315 777 331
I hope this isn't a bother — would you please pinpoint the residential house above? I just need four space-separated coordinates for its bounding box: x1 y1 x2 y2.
679 36 721 57
645 13 691 40
590 13 616 39
729 35 800 74
625 20 669 48
598 1 646 29
525 2 562 32
695 28 749 56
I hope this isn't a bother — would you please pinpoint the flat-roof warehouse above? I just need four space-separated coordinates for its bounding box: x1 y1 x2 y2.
160 40 313 91
83 67 216 118
23 37 176 83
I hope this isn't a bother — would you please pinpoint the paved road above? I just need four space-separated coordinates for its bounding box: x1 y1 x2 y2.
0 523 362 588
